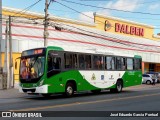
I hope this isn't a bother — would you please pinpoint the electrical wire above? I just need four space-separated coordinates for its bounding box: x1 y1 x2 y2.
9 0 42 20
54 0 114 29
77 0 159 8
52 0 160 30
3 17 160 52
61 0 160 16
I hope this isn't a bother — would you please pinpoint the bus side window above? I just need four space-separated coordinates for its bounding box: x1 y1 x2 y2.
93 56 99 69
79 54 85 69
122 58 126 70
127 58 133 70
116 57 121 70
106 56 115 70
116 57 126 70
134 58 141 70
85 55 91 69
73 54 78 68
48 55 53 72
64 53 72 69
93 56 104 70
55 57 61 69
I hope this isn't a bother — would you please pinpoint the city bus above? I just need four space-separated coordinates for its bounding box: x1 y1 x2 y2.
17 46 142 97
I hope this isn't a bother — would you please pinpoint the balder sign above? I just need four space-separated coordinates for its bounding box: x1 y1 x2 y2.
115 23 144 37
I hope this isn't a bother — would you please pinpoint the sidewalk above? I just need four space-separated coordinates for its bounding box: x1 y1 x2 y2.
0 88 25 99
0 82 25 99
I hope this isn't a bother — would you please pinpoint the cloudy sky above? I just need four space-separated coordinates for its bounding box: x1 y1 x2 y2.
2 0 160 34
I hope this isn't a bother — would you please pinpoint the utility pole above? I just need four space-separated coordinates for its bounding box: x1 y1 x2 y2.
0 0 2 68
44 0 49 47
0 0 3 89
4 21 9 89
9 16 14 88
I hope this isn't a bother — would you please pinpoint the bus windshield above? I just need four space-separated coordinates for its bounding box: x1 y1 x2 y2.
20 56 45 79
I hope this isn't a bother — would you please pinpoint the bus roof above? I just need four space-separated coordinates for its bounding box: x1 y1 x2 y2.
47 46 137 58
22 46 141 58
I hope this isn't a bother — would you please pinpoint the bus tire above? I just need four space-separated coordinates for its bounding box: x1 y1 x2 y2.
65 83 74 97
110 80 123 93
91 89 101 94
115 80 123 93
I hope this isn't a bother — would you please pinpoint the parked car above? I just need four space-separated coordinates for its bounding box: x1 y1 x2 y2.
142 74 157 84
146 72 160 83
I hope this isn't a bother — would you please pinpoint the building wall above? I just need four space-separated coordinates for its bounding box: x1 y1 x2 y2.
1 52 21 82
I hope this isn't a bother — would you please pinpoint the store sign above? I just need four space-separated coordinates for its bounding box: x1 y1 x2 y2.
115 23 144 37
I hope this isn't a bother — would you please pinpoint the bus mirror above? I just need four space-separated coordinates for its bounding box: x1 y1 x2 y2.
15 61 17 70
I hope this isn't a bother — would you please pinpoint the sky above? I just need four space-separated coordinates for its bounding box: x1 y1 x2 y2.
2 0 160 34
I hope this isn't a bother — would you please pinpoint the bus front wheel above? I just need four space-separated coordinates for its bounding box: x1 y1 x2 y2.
64 83 74 97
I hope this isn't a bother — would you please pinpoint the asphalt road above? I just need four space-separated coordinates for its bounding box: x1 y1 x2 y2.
0 84 160 120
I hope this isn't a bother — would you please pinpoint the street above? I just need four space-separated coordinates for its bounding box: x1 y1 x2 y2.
0 84 160 120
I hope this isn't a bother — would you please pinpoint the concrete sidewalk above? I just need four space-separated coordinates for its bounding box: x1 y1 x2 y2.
0 81 24 99
0 88 25 99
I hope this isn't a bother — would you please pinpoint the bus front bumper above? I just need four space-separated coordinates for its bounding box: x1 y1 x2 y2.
19 85 48 94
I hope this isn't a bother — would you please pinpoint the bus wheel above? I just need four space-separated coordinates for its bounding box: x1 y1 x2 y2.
115 80 123 93
110 80 123 93
65 83 74 97
91 90 101 94
42 94 52 98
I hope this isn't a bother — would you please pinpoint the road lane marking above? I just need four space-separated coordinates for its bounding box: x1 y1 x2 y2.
10 92 160 111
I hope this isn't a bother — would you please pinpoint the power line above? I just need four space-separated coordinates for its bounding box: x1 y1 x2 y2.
82 0 160 8
48 8 160 21
61 0 160 16
3 17 160 52
54 1 95 20
10 0 42 18
49 8 77 13
53 0 109 27
51 1 160 30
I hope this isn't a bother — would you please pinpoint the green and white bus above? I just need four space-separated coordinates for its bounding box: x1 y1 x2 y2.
18 46 142 97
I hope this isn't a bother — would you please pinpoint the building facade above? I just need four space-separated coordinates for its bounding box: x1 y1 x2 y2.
1 7 160 84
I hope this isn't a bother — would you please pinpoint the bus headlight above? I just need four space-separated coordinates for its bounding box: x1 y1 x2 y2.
39 80 44 86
